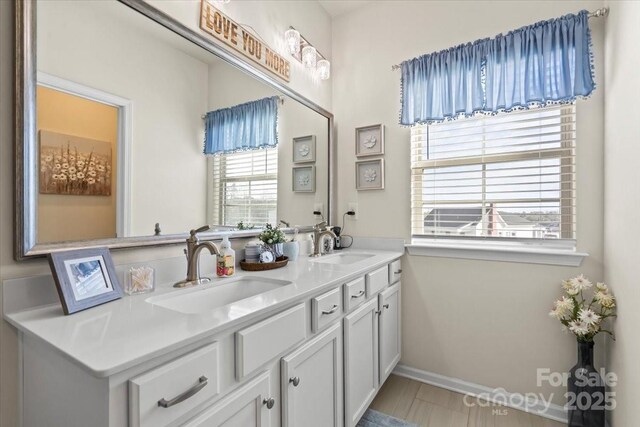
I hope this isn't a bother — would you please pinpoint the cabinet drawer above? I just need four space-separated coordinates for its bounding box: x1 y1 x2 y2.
312 287 342 332
365 266 389 297
236 303 306 379
129 342 220 427
344 277 366 312
389 259 402 284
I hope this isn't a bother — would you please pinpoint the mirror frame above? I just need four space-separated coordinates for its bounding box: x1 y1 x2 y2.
15 0 334 260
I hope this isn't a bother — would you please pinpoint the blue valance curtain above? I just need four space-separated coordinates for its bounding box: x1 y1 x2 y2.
204 96 279 155
400 10 595 126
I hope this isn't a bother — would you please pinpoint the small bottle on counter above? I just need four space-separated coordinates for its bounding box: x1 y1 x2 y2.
217 236 236 277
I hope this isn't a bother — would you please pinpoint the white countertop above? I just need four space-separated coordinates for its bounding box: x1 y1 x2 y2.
4 249 402 378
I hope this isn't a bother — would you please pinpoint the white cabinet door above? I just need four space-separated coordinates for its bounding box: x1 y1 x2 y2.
379 282 401 385
281 322 343 427
344 298 379 427
183 371 273 427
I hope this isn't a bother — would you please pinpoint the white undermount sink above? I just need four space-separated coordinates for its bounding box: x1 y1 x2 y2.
146 276 292 314
311 252 375 265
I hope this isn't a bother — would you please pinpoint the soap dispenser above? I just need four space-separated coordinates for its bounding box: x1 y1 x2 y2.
217 236 236 277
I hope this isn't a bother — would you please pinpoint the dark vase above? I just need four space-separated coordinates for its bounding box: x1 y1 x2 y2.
568 340 605 427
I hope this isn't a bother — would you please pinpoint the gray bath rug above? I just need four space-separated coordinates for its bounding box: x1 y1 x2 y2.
356 409 419 427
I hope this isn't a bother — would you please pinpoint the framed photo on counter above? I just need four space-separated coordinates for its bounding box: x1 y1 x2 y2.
48 248 123 315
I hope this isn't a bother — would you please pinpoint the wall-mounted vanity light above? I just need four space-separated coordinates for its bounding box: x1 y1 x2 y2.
284 26 330 80
284 28 301 55
317 59 330 80
301 46 317 69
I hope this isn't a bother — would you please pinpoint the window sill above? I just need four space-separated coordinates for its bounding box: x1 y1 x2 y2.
405 241 588 267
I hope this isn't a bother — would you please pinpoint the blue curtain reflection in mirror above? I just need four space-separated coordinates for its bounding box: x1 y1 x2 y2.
204 96 280 155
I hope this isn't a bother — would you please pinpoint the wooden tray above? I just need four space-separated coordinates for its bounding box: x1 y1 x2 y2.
239 256 289 271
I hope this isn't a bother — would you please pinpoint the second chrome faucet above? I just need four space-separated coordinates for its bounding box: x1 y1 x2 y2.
311 221 337 257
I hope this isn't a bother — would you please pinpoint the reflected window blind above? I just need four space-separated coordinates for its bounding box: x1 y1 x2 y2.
211 148 278 227
411 105 576 241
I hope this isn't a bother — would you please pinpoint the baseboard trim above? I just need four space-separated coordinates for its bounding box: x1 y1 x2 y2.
393 364 568 423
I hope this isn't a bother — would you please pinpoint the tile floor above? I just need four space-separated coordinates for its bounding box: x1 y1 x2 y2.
369 374 565 427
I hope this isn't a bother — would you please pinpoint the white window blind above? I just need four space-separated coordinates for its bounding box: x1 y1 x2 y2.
411 105 576 242
211 148 278 227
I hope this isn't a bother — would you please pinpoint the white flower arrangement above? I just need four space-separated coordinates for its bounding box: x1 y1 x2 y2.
258 223 286 245
549 274 616 342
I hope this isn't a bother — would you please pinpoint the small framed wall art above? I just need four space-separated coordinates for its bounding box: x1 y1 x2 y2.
292 165 316 192
292 135 316 163
356 158 385 191
355 124 385 157
48 247 123 315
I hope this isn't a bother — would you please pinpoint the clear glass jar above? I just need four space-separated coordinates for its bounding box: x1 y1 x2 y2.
124 266 155 295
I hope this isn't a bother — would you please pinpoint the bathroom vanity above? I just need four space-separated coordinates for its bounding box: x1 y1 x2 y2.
4 249 403 427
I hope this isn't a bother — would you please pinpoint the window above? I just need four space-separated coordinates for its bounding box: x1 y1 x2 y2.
211 147 278 227
411 105 576 245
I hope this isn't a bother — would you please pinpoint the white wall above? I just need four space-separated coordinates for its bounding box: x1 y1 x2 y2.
276 97 330 226
38 0 209 236
148 0 333 112
603 1 640 425
0 2 332 426
332 0 605 407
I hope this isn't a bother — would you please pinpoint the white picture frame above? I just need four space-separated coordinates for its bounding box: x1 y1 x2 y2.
292 165 316 192
292 135 316 163
355 124 385 157
356 159 385 191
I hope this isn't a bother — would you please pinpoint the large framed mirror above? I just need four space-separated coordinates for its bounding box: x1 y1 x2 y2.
15 0 333 260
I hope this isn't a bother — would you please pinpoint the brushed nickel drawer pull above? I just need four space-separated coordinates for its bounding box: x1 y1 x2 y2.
321 304 339 315
383 304 390 309
351 290 365 299
158 376 208 408
289 376 301 387
394 269 403 274
263 397 275 409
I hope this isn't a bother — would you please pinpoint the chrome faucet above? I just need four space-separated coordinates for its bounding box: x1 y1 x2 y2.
174 225 221 288
310 221 337 258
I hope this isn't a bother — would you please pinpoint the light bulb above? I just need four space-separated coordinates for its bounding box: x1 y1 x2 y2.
284 29 300 55
317 59 330 80
302 46 317 69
